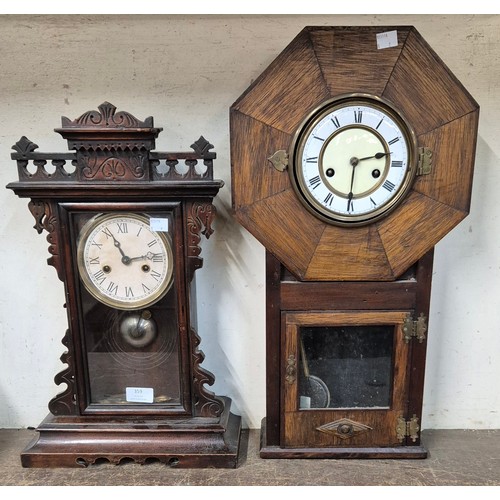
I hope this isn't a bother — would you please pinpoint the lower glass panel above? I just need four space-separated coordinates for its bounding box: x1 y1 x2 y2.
84 294 181 406
299 325 394 409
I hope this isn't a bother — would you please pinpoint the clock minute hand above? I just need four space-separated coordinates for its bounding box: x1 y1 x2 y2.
357 151 389 162
347 158 358 211
128 252 159 263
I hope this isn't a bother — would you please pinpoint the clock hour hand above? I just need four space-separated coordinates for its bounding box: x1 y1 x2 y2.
109 233 132 265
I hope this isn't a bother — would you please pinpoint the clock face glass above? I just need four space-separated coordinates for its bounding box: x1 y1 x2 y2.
77 213 174 310
291 96 417 225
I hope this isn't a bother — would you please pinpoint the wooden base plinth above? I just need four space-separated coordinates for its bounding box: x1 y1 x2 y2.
21 397 241 468
259 419 428 460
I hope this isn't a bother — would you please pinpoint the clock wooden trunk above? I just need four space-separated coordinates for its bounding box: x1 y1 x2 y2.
230 26 479 458
7 102 241 468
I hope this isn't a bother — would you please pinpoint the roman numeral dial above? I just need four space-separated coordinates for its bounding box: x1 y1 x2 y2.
292 96 417 226
77 213 174 310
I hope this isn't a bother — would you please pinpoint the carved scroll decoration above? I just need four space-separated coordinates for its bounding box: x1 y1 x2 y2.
28 200 63 281
60 101 153 128
79 153 147 180
186 202 216 282
184 201 223 418
48 329 78 415
190 327 224 418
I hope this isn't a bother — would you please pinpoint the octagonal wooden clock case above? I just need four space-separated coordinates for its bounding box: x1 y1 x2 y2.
7 102 241 468
230 26 479 458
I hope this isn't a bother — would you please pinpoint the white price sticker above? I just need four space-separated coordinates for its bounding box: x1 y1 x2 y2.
150 217 169 232
376 30 398 50
126 387 154 403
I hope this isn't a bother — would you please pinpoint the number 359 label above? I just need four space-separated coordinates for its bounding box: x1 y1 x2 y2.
126 387 154 403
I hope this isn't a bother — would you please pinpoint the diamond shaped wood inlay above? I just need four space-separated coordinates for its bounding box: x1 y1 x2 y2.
317 418 372 440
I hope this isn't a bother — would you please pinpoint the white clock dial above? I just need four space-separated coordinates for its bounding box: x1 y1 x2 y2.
77 213 174 310
291 96 417 226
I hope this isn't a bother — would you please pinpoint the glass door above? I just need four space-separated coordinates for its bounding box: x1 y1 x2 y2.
282 311 411 448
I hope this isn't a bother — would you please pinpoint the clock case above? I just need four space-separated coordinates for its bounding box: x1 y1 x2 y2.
7 102 241 468
230 26 479 458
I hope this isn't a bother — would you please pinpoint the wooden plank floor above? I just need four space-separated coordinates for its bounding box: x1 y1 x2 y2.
0 428 499 486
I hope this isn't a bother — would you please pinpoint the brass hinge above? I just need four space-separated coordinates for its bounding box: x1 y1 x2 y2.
403 312 427 343
416 147 433 176
396 415 420 443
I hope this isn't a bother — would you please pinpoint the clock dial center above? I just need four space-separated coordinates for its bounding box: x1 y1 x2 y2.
321 126 389 198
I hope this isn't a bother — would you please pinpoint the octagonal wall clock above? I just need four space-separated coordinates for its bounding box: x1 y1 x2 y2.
230 26 479 458
7 102 241 468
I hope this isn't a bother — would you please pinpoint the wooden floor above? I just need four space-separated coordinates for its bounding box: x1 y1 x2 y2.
0 428 499 486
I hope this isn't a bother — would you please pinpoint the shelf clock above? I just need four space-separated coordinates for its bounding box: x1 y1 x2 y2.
7 102 241 468
230 26 479 458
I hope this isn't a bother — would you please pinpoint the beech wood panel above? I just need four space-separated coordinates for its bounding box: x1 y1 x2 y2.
414 110 479 212
309 26 411 97
305 223 394 281
383 28 479 136
230 110 291 210
238 189 326 279
265 252 283 447
377 191 466 277
407 248 434 446
280 280 418 311
232 29 329 135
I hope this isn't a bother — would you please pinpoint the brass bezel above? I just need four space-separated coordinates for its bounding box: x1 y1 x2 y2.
289 93 418 227
77 213 174 310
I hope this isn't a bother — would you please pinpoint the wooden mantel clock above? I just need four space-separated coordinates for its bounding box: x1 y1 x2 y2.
230 26 479 458
7 102 241 468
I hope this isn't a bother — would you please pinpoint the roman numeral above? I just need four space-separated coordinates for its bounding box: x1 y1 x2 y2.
370 197 377 207
324 192 334 207
376 118 384 130
125 287 134 298
309 175 322 190
152 254 163 263
383 180 396 192
306 157 318 163
313 136 325 142
388 137 400 145
102 227 113 239
89 257 100 265
354 110 363 124
91 241 103 249
331 116 340 129
116 222 128 233
93 270 106 285
142 283 151 293
150 270 162 282
147 239 158 248
136 227 143 237
107 282 118 295
391 160 403 168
